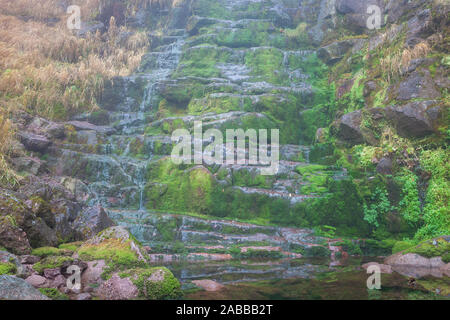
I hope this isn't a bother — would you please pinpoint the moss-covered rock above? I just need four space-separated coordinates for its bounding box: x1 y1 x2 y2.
117 267 182 300
76 226 148 276
0 262 16 275
32 256 74 274
0 215 32 255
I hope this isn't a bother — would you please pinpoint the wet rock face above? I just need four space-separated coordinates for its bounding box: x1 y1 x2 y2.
0 189 57 250
72 206 116 239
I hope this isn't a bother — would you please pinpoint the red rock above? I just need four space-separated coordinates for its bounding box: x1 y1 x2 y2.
26 275 48 288
98 274 139 300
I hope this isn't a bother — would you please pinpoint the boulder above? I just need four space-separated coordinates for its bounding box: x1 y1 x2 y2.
17 132 51 153
49 275 66 289
386 100 439 138
396 71 441 101
376 157 393 175
0 275 50 300
385 252 444 267
336 110 364 145
20 255 40 265
97 274 139 300
26 117 65 139
25 274 48 288
43 268 61 279
192 279 225 292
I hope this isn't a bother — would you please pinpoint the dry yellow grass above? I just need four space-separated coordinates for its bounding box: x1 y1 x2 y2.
0 1 150 120
0 0 153 186
0 109 20 187
380 41 431 83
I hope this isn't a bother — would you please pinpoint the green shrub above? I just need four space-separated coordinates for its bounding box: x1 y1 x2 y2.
363 187 395 228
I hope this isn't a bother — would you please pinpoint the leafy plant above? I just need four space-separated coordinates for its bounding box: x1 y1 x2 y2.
363 187 395 228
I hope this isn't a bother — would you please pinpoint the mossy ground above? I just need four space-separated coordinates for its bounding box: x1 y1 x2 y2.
118 267 182 300
0 262 16 275
33 256 74 274
32 246 73 257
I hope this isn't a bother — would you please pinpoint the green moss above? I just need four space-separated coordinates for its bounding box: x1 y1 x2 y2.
38 288 69 300
146 160 214 215
392 240 416 254
32 247 71 257
77 239 145 272
192 0 231 19
244 47 285 85
173 46 230 78
33 256 73 274
0 262 16 275
58 242 83 252
232 169 273 188
404 237 450 258
119 267 182 300
188 94 243 114
415 148 450 239
295 164 327 175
